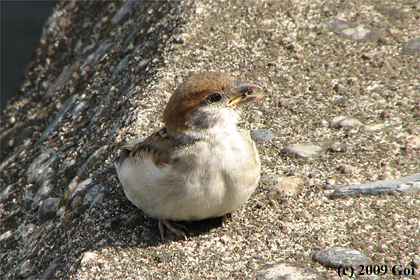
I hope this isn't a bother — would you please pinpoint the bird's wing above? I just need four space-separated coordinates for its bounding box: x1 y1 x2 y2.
121 127 173 166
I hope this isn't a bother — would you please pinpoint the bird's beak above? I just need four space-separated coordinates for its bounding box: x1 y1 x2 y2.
227 81 263 107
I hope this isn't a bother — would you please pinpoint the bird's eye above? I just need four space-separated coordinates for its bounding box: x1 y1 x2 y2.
207 92 222 103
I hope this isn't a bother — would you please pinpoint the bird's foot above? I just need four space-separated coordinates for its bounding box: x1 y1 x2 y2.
158 219 189 239
221 212 233 226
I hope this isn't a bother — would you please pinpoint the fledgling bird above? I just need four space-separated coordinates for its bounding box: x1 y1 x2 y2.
116 71 263 238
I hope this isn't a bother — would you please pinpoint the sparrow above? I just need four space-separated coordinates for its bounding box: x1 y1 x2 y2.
116 71 263 238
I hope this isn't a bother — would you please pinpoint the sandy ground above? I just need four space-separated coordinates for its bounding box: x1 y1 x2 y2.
1 0 419 279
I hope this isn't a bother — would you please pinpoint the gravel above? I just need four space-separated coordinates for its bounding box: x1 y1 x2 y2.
1 0 419 279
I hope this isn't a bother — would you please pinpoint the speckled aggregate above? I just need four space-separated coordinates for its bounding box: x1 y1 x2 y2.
1 0 419 279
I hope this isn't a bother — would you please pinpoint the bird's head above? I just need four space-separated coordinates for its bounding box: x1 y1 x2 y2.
163 71 263 133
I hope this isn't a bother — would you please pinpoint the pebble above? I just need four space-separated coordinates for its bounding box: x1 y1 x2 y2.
251 129 277 141
411 255 420 269
83 184 106 206
32 179 55 208
0 230 13 242
312 245 322 251
59 141 75 152
330 143 352 152
407 218 417 225
27 152 61 184
377 244 387 253
333 97 348 105
339 164 358 175
80 252 98 267
254 262 318 280
272 176 303 198
38 198 61 220
313 247 371 269
111 0 137 24
331 173 420 198
281 142 328 158
123 28 140 50
156 252 172 262
44 63 78 99
326 177 335 185
71 101 89 116
26 148 55 176
67 178 95 207
260 174 281 182
406 136 420 149
330 116 347 127
0 184 16 203
324 184 334 190
112 54 131 78
324 18 381 41
330 116 362 128
338 118 362 128
35 167 54 186
402 39 420 53
39 262 58 280
19 259 31 278
136 59 151 71
361 123 389 132
324 177 336 189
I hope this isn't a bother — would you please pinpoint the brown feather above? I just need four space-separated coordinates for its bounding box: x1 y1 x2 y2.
125 128 173 166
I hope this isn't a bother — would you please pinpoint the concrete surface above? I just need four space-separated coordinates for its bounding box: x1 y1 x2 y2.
1 0 419 279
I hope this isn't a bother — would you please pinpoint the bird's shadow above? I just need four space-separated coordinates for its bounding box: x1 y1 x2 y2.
178 215 229 238
152 215 228 243
108 200 230 245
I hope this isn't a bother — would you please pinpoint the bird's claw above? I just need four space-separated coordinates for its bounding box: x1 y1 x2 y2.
221 212 233 226
159 219 189 240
